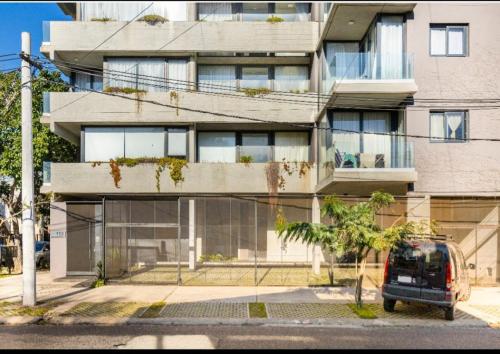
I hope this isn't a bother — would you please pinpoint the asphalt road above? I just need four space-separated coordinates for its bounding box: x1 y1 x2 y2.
1 324 500 349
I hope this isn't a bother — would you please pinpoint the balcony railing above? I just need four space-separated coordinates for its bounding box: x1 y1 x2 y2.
323 52 414 93
42 21 50 43
42 92 50 114
43 161 51 185
321 132 414 179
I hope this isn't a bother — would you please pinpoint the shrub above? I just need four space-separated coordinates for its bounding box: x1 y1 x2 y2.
239 155 253 166
249 303 267 318
266 15 284 23
138 14 167 25
103 87 147 94
91 17 113 22
241 87 271 97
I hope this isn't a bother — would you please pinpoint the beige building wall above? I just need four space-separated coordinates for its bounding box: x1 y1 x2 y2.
406 3 500 196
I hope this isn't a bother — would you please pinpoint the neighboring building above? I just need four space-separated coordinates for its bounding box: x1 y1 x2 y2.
40 2 500 286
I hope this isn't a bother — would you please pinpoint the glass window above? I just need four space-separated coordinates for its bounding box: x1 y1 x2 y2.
168 129 187 156
124 127 165 158
430 25 468 56
198 132 236 162
242 3 269 21
275 3 310 22
430 111 466 142
167 59 188 91
274 132 309 162
84 127 125 161
240 67 269 89
274 66 309 92
241 133 271 163
198 65 237 93
198 2 233 21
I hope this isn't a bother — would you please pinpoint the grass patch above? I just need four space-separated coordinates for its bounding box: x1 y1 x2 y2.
347 304 378 319
138 14 167 25
0 301 55 317
249 302 267 318
141 301 166 318
91 17 113 22
90 278 106 288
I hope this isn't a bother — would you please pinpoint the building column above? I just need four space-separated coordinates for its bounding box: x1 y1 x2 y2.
49 201 67 279
187 3 197 21
188 125 196 163
188 198 196 270
188 56 197 91
310 3 320 22
406 195 431 233
312 195 321 275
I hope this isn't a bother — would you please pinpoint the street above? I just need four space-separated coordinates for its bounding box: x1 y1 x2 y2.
0 324 499 349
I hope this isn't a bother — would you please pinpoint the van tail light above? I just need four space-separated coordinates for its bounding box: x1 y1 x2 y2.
384 256 390 284
446 261 452 291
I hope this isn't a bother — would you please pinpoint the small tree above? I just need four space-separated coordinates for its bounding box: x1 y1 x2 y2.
277 191 418 308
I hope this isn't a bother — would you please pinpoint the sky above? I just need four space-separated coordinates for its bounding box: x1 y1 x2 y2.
0 2 73 71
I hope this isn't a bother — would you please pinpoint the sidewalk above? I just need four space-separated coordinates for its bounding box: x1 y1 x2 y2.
1 273 500 328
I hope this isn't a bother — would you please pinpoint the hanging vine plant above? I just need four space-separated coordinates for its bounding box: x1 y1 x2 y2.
170 90 179 116
92 157 187 191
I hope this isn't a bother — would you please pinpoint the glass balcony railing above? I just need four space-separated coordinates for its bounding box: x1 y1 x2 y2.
43 161 51 185
42 21 50 43
322 52 414 93
321 132 414 179
42 92 50 114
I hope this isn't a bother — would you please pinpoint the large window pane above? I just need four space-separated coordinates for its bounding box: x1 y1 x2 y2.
275 3 310 22
198 132 236 162
448 27 465 55
241 133 271 162
84 127 125 161
430 112 445 141
274 132 309 162
124 127 165 158
198 65 236 93
167 59 188 90
430 27 446 55
274 66 309 92
241 67 269 89
380 16 403 79
242 3 269 21
107 58 138 89
79 2 185 21
137 58 166 92
331 112 361 156
168 129 187 156
198 2 233 21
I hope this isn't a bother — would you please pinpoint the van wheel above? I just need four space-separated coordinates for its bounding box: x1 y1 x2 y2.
383 298 396 312
444 306 455 321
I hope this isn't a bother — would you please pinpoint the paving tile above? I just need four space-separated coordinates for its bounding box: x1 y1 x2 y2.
365 303 478 320
266 303 357 319
160 302 248 319
61 302 149 318
470 305 500 319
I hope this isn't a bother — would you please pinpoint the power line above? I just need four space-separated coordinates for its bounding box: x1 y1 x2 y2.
37 74 500 143
34 55 500 111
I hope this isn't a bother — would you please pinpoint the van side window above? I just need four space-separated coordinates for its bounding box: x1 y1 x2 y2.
424 250 444 273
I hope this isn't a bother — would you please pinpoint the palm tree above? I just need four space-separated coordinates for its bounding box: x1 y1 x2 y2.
277 191 417 308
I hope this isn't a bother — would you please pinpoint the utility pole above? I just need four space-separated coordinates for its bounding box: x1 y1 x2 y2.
21 32 36 306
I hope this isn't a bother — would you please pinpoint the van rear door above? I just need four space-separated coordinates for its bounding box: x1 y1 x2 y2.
387 242 422 299
420 244 448 302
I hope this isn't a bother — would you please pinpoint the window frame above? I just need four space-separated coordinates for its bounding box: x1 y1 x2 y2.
81 125 189 162
429 24 469 57
429 111 468 143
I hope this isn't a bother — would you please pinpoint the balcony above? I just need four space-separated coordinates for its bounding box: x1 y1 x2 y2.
322 52 417 107
40 162 316 195
40 21 319 66
42 90 316 141
317 133 417 195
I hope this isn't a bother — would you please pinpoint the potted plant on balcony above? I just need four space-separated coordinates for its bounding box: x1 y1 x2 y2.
138 14 168 25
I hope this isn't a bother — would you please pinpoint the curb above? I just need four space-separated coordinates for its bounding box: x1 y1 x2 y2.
0 316 42 325
36 316 490 328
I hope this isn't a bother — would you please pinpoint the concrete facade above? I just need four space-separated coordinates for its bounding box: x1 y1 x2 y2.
41 2 500 285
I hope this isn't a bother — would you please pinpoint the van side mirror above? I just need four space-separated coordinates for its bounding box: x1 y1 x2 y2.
468 263 476 270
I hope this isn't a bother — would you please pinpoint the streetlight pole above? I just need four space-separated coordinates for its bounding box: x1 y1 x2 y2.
21 31 36 306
